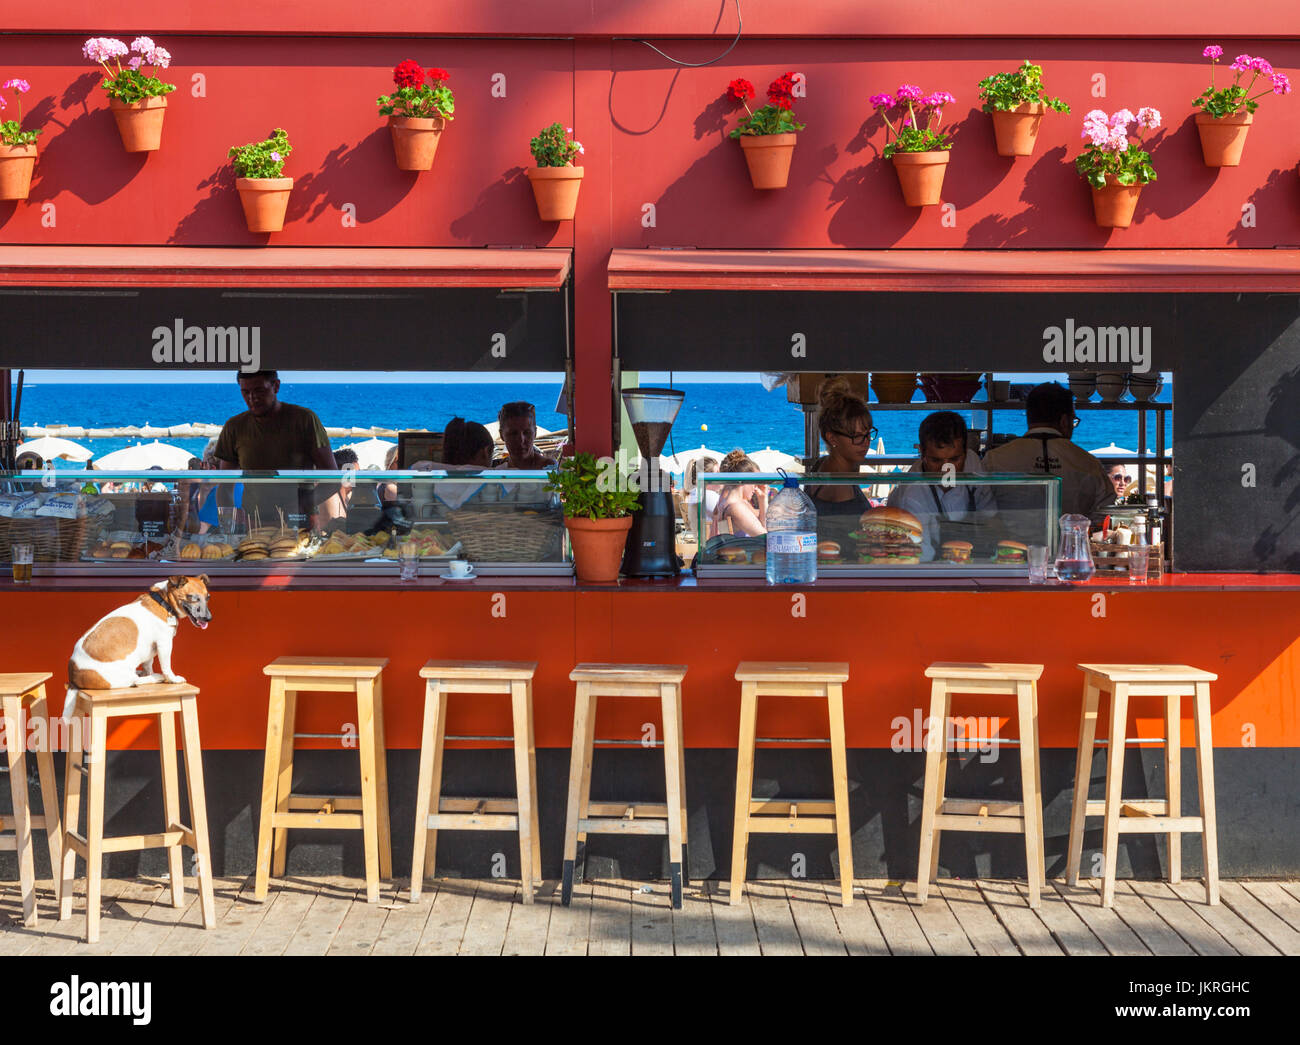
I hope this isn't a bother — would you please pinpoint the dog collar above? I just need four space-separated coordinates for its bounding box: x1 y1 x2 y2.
149 590 179 620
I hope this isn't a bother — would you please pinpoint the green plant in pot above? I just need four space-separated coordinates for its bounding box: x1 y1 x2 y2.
546 452 640 582
977 60 1070 157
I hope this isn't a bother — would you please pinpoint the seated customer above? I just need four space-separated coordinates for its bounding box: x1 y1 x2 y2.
496 401 557 469
318 447 358 529
709 452 767 538
804 378 874 547
887 411 995 561
443 417 494 468
683 457 720 539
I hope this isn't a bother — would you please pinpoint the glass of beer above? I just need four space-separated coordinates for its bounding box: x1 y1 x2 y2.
11 543 34 584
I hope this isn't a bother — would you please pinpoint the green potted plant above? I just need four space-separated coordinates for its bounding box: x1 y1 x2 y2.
1193 46 1290 167
83 36 176 153
872 86 956 206
1075 108 1159 228
546 452 640 582
977 61 1070 157
377 60 454 171
526 122 583 221
725 73 806 189
228 128 293 233
0 78 41 201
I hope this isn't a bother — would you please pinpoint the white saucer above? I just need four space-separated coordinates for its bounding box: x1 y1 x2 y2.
440 567 476 581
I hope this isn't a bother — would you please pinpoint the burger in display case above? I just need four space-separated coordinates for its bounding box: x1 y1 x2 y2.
695 471 1062 578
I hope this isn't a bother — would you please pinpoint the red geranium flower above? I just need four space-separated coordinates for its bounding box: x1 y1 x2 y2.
727 77 755 102
767 71 797 105
427 67 450 83
771 95 793 110
393 59 423 89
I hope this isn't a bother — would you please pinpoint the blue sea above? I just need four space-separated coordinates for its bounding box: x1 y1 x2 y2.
16 379 1173 467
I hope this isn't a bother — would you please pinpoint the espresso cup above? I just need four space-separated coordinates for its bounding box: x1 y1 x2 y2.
447 559 472 577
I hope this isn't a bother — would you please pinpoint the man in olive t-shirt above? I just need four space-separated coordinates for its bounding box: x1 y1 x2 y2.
214 370 338 528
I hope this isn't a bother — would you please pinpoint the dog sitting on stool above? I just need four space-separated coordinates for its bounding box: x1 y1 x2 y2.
68 576 212 703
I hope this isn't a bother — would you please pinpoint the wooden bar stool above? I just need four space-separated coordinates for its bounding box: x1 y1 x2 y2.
410 661 541 904
1066 664 1220 907
255 657 392 904
562 663 688 909
916 663 1045 909
730 662 854 907
1 673 62 926
58 682 216 944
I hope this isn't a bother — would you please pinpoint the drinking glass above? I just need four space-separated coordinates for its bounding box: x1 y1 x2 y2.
399 540 419 582
11 543 33 585
1027 544 1049 583
1127 547 1149 584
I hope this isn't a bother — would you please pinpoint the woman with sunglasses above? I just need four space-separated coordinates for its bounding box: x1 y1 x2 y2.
804 378 877 546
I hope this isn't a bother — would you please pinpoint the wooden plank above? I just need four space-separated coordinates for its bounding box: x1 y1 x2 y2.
1012 881 1107 956
1167 881 1281 956
153 876 249 957
1218 881 1300 955
457 879 515 956
67 879 163 956
111 876 199 956
588 879 632 956
371 882 438 956
672 883 719 956
1105 881 1196 956
501 883 554 956
630 881 674 956
239 880 318 957
1046 880 1149 956
936 880 1021 956
865 881 933 956
0 879 63 955
280 877 359 957
822 880 889 956
785 881 847 957
27 878 133 956
194 879 276 956
910 882 977 956
1242 881 1300 934
975 880 1060 956
413 879 476 956
1125 881 1236 956
746 879 803 956
708 879 761 956
1282 881 1300 907
545 881 592 956
327 883 404 956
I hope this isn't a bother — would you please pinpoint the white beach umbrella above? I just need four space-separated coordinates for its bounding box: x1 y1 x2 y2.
94 441 195 470
16 436 92 463
665 445 723 473
339 437 396 469
1089 442 1138 457
749 447 804 473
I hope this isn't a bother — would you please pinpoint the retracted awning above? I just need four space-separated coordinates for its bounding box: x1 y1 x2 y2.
0 247 571 371
609 248 1300 293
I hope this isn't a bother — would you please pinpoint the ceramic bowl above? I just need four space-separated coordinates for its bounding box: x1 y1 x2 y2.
1095 372 1128 402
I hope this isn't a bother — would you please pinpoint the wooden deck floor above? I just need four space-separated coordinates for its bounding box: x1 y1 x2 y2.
2 876 1298 956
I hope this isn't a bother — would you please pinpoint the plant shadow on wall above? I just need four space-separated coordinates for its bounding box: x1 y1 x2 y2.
27 73 146 207
1226 166 1294 246
1254 363 1300 569
168 163 238 243
1139 117 1215 219
825 110 919 247
1123 126 1170 228
286 130 416 225
936 105 1008 210
449 166 540 241
964 145 1067 247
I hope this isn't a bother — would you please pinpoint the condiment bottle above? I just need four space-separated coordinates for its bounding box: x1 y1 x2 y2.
1132 514 1147 546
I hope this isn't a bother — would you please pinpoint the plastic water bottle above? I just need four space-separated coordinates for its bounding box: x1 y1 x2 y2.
765 475 818 584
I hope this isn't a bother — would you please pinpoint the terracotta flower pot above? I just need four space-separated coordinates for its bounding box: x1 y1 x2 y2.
389 115 446 171
990 102 1045 157
565 515 633 582
891 150 950 206
109 96 168 153
235 176 294 233
1090 174 1143 228
739 132 797 189
526 165 584 221
1195 111 1253 167
0 143 37 201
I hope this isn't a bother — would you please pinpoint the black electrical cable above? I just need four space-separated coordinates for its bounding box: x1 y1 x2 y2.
637 0 743 69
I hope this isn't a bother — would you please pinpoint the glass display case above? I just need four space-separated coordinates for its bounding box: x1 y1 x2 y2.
0 470 569 577
694 471 1062 577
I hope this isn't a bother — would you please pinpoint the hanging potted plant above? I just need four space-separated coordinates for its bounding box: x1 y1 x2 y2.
376 60 454 171
526 122 584 221
977 61 1070 157
873 86 956 206
83 36 175 153
0 78 41 201
546 452 640 582
725 72 805 189
1076 108 1160 228
1192 46 1291 167
229 128 293 234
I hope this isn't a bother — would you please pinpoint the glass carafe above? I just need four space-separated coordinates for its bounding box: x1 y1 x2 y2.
1055 513 1096 582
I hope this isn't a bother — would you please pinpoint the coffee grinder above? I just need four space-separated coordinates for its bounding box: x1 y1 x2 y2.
620 386 684 578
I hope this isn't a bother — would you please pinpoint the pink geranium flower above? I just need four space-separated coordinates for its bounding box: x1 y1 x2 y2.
895 83 923 102
1203 45 1223 60
2 78 30 93
1136 107 1161 130
1273 73 1293 95
869 92 894 108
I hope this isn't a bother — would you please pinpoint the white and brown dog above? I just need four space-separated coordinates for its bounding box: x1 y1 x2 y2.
68 576 213 699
